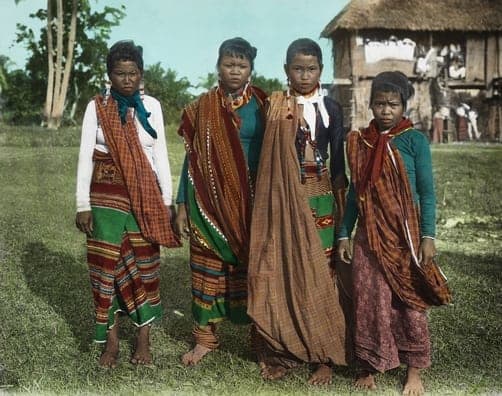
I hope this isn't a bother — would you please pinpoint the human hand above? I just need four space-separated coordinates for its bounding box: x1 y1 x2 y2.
337 239 352 264
75 211 93 237
419 238 436 264
174 204 190 239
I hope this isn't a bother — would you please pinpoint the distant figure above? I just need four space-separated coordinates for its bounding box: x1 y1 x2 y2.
431 109 444 143
448 56 465 80
487 78 502 141
466 105 480 140
455 103 469 141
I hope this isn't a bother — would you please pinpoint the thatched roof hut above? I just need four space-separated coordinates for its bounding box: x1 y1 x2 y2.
321 0 502 140
322 0 502 33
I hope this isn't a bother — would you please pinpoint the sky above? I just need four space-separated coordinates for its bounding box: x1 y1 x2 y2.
0 0 349 88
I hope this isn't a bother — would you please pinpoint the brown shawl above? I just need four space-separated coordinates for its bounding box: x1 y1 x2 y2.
248 91 348 366
347 127 441 311
178 86 267 265
95 95 180 247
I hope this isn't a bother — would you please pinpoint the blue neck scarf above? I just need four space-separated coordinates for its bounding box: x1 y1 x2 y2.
110 88 157 139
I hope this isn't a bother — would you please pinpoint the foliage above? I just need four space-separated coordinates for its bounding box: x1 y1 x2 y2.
12 0 125 125
252 73 284 94
197 72 284 95
1 69 45 124
143 63 194 125
0 134 500 394
197 72 218 91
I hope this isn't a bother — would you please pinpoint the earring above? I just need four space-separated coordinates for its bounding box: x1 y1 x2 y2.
103 81 111 105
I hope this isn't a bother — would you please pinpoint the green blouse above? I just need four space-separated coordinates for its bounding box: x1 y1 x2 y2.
339 129 436 239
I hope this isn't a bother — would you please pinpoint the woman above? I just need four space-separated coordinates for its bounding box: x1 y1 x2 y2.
248 38 350 385
175 37 267 366
338 71 450 395
76 40 179 368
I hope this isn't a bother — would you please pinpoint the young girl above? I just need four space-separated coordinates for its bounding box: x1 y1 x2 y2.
338 71 446 395
175 38 267 366
248 38 349 385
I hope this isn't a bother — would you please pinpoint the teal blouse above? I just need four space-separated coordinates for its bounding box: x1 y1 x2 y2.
176 95 263 203
338 129 436 239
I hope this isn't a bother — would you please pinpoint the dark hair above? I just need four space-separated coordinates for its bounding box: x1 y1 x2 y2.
217 37 257 71
106 40 144 76
370 71 415 109
285 38 323 67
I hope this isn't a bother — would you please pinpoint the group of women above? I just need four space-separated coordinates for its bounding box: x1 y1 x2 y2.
76 37 450 395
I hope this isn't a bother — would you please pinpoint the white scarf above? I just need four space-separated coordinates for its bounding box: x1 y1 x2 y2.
295 88 330 140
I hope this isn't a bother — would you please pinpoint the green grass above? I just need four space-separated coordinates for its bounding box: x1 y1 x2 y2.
0 126 501 395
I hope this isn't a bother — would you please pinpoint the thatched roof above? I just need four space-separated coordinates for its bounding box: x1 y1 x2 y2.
321 0 502 36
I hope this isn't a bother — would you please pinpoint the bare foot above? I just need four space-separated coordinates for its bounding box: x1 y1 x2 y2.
130 325 152 366
355 370 377 390
261 365 288 380
308 364 332 385
403 367 424 396
99 323 119 369
181 344 212 366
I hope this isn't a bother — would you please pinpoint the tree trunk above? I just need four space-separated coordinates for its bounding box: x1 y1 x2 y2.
46 0 78 130
44 0 55 126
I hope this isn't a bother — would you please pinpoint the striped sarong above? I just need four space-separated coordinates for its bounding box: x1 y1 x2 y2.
88 150 162 342
303 162 335 258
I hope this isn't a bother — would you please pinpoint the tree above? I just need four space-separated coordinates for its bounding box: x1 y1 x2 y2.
197 72 218 91
15 0 125 127
252 74 284 95
143 63 194 125
197 72 284 96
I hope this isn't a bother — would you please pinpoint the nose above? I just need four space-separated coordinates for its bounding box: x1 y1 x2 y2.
381 104 392 114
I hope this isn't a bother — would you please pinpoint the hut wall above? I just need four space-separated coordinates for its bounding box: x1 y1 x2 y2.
465 34 485 82
332 32 352 78
486 33 502 81
351 43 415 78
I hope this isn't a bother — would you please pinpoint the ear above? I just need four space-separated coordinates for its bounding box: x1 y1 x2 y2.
283 64 289 76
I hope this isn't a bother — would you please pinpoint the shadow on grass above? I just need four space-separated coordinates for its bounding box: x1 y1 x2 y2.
427 250 502 382
20 241 94 352
157 252 257 362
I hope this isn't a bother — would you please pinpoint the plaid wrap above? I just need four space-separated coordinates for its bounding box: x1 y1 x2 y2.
248 91 348 368
347 127 444 311
95 95 180 247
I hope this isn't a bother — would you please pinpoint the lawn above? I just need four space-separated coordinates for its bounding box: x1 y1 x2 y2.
0 126 500 395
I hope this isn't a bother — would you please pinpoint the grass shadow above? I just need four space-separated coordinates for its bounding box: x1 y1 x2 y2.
20 241 94 352
158 250 257 362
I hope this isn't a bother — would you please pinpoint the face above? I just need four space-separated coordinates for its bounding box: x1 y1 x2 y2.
218 55 252 93
285 53 322 95
109 60 142 96
370 91 404 131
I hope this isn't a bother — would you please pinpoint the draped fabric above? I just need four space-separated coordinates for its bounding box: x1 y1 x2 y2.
347 125 436 311
95 95 180 247
179 86 267 266
179 86 267 325
88 150 162 342
248 91 348 367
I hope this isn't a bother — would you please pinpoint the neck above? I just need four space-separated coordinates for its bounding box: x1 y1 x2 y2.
290 85 319 98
